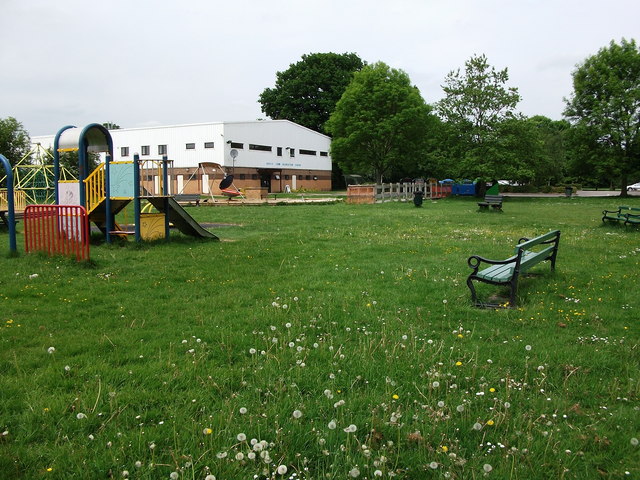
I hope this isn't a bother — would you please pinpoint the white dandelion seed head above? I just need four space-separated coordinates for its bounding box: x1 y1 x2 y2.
473 422 483 431
292 409 302 419
247 452 256 460
76 413 86 420
121 471 129 478
277 465 287 475
456 405 465 412
134 461 142 468
432 381 440 388
525 345 532 351
344 424 357 433
430 461 438 469
631 437 639 446
349 467 360 477
239 407 247 414
47 347 56 354
205 476 216 480
64 365 71 371
170 472 179 480
483 463 493 472
235 452 244 461
437 401 445 408
328 420 337 430
237 433 246 442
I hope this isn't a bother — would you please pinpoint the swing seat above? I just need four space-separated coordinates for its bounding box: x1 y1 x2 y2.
221 188 241 198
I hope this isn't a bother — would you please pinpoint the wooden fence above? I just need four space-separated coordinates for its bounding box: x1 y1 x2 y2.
347 181 451 204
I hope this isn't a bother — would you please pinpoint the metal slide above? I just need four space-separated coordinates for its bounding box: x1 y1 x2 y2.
146 197 219 240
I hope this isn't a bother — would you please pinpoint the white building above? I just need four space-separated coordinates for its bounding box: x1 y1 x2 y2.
32 120 333 193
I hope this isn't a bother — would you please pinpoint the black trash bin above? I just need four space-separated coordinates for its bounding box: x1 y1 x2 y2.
413 191 424 207
565 186 573 197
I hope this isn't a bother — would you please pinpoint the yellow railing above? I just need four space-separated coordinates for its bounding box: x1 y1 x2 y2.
0 189 27 211
84 163 106 214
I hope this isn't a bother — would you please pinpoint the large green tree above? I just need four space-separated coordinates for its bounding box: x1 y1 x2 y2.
435 54 521 184
259 52 364 133
0 117 31 167
325 62 434 183
564 38 640 196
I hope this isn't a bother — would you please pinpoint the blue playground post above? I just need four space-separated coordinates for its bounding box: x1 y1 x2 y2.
0 154 17 254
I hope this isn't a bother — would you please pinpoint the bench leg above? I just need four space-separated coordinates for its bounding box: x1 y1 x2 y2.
509 278 518 308
467 276 479 306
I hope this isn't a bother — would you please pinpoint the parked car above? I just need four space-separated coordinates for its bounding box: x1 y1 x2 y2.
627 182 640 191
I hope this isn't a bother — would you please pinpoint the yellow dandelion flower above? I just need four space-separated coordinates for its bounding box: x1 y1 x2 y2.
46 468 53 472
486 420 495 426
441 445 448 452
489 388 495 393
392 394 399 400
457 334 464 338
455 361 462 366
203 428 213 435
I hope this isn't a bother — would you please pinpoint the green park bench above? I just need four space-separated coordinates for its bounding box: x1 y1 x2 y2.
477 184 503 211
602 205 640 226
466 230 561 308
174 194 201 206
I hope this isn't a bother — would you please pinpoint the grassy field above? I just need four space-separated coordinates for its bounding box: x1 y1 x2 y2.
1 196 639 479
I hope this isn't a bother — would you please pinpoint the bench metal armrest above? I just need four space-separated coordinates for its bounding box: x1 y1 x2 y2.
467 254 518 273
602 209 620 215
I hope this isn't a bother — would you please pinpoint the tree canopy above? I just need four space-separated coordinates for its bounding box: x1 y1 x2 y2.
0 117 31 167
259 52 364 133
564 38 640 195
325 62 434 183
435 54 522 183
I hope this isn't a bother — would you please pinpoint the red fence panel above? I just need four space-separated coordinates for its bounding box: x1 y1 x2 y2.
24 205 90 261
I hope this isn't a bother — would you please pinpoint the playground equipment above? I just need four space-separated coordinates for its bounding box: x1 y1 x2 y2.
0 143 76 205
24 205 90 261
176 161 242 201
52 123 218 244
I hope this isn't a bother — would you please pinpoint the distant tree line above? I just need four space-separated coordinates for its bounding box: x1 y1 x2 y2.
2 41 638 196
258 42 639 196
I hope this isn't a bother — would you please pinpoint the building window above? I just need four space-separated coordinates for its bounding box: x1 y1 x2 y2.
121 147 129 157
277 147 283 157
305 175 311 180
239 174 246 180
299 149 316 156
251 174 258 180
186 143 196 150
230 142 244 149
288 148 295 157
320 151 328 157
141 145 150 156
284 174 290 180
249 143 272 152
204 142 214 149
158 145 167 155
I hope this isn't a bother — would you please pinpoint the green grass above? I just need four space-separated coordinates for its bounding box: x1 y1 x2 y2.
1 196 639 479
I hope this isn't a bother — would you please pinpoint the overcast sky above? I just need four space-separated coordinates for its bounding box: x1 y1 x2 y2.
2 0 638 137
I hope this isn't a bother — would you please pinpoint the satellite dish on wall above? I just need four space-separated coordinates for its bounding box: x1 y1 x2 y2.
230 149 238 159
